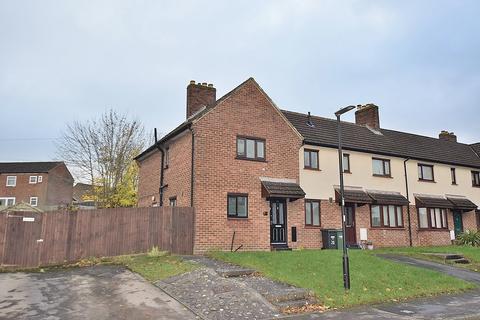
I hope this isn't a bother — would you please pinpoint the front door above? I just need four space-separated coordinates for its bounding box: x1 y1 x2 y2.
344 205 356 246
270 199 287 244
453 211 463 238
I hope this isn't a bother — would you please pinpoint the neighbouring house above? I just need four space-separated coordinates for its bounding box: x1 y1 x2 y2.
0 162 74 211
136 78 480 253
72 182 96 209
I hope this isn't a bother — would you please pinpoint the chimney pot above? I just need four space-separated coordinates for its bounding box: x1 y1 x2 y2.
355 103 380 129
189 80 196 85
439 130 457 142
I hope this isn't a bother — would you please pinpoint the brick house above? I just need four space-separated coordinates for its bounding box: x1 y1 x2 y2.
136 78 480 253
0 162 74 210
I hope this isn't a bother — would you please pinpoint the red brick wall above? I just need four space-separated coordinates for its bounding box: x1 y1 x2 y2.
192 79 303 253
0 173 48 206
137 151 161 207
45 164 74 208
162 132 192 207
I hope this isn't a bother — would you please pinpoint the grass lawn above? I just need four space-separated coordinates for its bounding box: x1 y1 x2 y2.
376 245 480 272
106 254 197 282
210 249 475 308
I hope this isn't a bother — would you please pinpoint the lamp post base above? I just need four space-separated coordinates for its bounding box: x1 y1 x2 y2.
343 254 351 290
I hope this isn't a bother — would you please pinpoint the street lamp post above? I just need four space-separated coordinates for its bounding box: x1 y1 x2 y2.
335 105 356 290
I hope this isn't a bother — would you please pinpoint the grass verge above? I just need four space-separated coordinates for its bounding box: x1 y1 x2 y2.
210 249 474 309
0 252 196 283
375 245 480 272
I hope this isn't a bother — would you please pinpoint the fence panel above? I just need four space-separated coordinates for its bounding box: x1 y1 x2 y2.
0 206 194 268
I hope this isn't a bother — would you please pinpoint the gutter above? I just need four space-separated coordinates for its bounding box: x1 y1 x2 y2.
403 157 413 247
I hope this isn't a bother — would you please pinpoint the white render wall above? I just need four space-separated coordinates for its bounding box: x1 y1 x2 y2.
299 145 480 205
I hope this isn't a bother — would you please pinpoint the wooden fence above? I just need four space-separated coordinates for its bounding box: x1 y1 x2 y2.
0 206 194 268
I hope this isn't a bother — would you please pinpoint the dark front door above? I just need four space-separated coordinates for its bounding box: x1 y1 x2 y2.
344 205 356 246
270 199 287 244
453 211 463 238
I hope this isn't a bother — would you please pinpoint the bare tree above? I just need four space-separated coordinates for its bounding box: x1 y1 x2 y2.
57 109 146 207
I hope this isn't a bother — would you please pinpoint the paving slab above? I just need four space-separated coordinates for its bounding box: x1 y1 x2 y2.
0 265 196 320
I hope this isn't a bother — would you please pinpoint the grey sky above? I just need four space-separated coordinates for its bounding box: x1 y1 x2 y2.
1 1 479 166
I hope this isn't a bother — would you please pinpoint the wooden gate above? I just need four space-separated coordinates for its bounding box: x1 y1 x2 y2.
2 212 43 267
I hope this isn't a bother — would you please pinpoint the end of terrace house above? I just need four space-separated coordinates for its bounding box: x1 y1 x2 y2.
135 78 480 254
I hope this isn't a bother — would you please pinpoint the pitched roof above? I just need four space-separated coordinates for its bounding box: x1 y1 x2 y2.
282 110 480 169
471 143 480 156
0 161 63 174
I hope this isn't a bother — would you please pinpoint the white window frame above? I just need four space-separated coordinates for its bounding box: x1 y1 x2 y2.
29 176 38 184
30 197 38 207
6 176 17 187
38 176 43 183
0 197 16 207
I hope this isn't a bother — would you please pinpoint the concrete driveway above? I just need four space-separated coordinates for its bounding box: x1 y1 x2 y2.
0 265 196 320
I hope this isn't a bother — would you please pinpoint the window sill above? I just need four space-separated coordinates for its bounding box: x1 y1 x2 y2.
304 225 322 229
472 185 480 188
235 157 266 163
370 227 405 230
372 174 393 178
227 217 249 220
418 228 449 232
343 171 351 174
418 179 436 183
304 167 321 171
451 183 458 186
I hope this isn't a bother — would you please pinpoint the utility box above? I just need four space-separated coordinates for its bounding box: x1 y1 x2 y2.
322 229 343 249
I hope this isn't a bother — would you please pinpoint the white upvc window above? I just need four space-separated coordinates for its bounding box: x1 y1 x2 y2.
29 176 38 184
0 197 16 207
30 197 38 207
38 176 43 183
6 176 16 187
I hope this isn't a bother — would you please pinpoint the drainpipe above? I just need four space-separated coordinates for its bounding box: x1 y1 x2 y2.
403 157 413 247
154 128 165 206
190 128 195 207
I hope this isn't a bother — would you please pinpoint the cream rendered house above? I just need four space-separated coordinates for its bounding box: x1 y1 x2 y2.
284 104 480 248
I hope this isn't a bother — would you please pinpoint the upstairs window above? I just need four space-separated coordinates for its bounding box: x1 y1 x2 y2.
343 154 350 173
6 176 16 187
0 197 15 207
418 164 434 181
418 208 447 229
451 168 457 185
38 176 43 183
227 194 248 218
29 176 38 184
304 149 319 170
372 158 391 177
236 137 265 161
472 171 480 187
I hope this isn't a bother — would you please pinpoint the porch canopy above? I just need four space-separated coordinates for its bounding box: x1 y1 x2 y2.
367 191 409 206
261 180 305 201
415 195 454 209
446 196 478 211
334 187 372 205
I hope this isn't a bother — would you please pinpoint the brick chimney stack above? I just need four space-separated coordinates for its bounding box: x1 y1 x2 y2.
355 103 380 129
186 80 216 119
439 130 457 142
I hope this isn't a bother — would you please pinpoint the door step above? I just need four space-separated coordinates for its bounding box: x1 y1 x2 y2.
421 253 470 264
271 244 292 251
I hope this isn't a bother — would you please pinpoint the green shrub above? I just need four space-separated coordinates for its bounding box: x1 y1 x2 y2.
456 230 480 247
147 246 168 257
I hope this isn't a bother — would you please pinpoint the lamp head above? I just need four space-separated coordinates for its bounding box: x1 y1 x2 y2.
335 105 356 117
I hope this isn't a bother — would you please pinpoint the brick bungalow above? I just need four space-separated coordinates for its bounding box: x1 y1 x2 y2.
136 78 480 253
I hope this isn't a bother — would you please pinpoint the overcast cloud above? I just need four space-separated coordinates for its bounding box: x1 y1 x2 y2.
1 0 479 166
